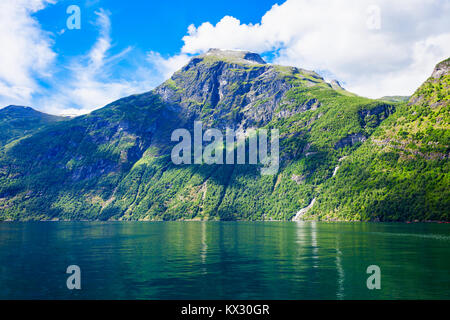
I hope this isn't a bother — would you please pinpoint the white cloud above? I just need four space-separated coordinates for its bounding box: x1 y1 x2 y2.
182 16 277 54
1 0 448 115
38 9 154 116
0 3 167 115
181 0 450 98
146 52 191 80
0 0 56 106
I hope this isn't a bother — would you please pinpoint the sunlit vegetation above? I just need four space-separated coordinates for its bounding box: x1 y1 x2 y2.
0 53 448 221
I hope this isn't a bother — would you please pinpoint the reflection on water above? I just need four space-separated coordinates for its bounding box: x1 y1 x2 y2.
311 222 318 268
200 222 207 274
0 221 449 300
335 237 345 300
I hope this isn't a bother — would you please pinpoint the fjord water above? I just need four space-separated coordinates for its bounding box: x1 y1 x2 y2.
0 222 448 300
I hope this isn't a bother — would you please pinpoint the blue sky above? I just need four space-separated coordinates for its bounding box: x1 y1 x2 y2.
36 0 277 58
0 0 449 115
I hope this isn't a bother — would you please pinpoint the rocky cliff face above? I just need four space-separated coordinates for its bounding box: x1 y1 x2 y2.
155 48 328 129
431 58 450 79
409 57 450 107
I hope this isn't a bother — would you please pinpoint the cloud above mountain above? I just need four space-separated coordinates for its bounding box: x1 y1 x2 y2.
0 0 56 107
38 9 152 115
0 1 162 115
0 0 448 114
181 0 450 98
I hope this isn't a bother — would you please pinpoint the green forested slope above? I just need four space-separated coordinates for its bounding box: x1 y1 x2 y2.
0 105 67 146
0 50 447 221
308 58 449 221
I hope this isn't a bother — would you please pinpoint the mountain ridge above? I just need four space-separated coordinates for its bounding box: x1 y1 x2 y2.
0 105 67 147
0 51 447 221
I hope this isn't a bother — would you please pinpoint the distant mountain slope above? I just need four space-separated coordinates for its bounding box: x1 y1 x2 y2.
309 58 449 221
0 105 67 146
379 96 410 103
0 50 446 222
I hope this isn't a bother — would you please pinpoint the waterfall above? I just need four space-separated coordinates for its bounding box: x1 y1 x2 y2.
292 198 316 221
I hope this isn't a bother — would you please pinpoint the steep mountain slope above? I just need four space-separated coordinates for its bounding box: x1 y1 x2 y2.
308 58 449 221
0 105 67 146
0 93 175 220
94 50 395 221
1 49 441 222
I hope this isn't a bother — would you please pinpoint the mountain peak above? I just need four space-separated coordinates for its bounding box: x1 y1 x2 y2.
431 57 450 79
0 105 43 117
200 48 266 65
408 56 449 106
1 105 33 112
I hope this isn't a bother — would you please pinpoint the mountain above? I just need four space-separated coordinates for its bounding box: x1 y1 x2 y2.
0 105 67 146
379 96 410 103
0 49 447 221
308 58 449 221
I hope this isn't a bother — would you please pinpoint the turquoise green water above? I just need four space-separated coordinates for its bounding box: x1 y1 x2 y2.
0 222 449 299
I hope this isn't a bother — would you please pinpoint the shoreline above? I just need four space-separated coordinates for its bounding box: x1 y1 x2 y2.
1 219 449 224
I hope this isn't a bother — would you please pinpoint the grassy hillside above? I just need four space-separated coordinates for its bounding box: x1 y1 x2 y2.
307 58 449 221
0 51 447 222
0 105 67 146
